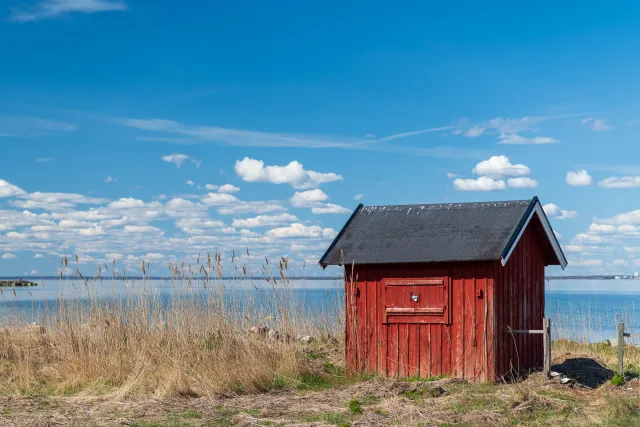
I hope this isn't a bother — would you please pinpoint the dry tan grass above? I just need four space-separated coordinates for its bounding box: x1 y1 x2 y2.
1 255 640 425
0 254 344 398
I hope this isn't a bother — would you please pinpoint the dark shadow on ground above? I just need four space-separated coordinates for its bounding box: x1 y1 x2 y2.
552 357 614 388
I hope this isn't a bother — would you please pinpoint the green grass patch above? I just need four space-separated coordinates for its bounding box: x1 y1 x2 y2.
306 351 328 360
360 395 380 405
296 372 333 390
407 374 448 382
604 397 640 426
347 399 362 414
304 411 351 426
611 374 625 386
323 361 345 376
170 410 201 419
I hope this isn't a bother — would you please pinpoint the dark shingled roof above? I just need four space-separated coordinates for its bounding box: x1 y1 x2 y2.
319 197 566 267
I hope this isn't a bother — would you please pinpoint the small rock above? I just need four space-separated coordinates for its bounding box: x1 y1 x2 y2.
550 371 560 377
560 377 571 384
299 335 314 344
248 325 268 337
267 329 279 341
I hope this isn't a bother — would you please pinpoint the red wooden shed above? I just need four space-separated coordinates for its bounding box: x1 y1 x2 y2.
319 197 567 382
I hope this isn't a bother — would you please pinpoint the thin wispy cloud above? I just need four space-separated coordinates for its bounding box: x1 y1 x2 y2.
161 153 201 168
498 134 558 145
0 116 76 137
581 117 611 131
11 0 127 23
453 112 592 145
117 116 479 159
375 125 455 142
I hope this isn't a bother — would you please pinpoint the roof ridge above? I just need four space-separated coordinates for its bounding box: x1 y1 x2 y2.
361 199 531 211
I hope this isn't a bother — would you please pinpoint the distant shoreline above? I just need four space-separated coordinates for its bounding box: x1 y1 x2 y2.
0 276 341 281
547 276 640 280
1 275 637 281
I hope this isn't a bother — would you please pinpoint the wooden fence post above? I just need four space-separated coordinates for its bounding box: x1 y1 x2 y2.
543 318 551 380
618 322 625 376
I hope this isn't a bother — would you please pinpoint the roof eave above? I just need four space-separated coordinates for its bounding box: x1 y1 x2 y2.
500 197 568 269
318 203 364 268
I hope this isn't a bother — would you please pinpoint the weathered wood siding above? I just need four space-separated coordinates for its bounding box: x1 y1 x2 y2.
345 220 546 382
346 262 496 382
493 222 546 378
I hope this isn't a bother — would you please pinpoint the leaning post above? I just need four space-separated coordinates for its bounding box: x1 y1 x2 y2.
543 318 551 380
618 322 625 376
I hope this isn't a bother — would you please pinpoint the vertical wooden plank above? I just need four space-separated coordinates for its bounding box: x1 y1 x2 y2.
463 268 476 379
495 261 503 379
442 274 452 377
429 323 440 376
492 262 500 379
521 231 529 372
358 268 366 371
538 235 545 368
509 244 516 375
486 263 495 381
398 323 409 377
367 267 377 372
408 324 419 378
474 266 485 381
442 323 452 377
451 268 464 377
526 229 533 371
419 323 431 377
388 323 398 377
377 266 388 376
520 231 527 371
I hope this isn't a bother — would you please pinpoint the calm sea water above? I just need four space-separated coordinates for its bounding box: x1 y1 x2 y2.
1 278 638 343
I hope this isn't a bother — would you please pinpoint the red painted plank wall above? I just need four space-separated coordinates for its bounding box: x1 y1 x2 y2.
344 221 546 381
494 223 546 378
345 262 497 382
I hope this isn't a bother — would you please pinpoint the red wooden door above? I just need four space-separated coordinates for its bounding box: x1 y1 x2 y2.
383 277 452 324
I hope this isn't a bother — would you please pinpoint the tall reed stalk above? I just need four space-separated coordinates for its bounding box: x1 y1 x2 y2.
0 252 344 397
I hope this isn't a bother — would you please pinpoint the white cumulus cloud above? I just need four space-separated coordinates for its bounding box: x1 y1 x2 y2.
472 156 530 179
266 223 336 238
231 213 298 228
201 193 239 206
290 189 329 207
566 170 593 186
1 253 17 260
0 180 26 198
161 153 201 168
453 177 506 191
218 184 240 193
311 204 352 214
598 176 640 189
507 177 538 188
543 203 577 219
234 157 342 189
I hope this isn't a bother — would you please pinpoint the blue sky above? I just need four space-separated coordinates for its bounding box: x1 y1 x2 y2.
1 0 640 277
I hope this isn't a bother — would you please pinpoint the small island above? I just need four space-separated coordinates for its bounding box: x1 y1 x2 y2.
0 280 38 287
